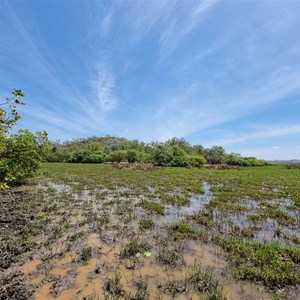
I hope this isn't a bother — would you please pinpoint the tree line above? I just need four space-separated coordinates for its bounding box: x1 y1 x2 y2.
46 136 270 167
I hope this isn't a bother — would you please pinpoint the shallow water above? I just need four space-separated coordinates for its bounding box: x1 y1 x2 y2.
31 235 271 300
26 179 298 299
155 182 213 225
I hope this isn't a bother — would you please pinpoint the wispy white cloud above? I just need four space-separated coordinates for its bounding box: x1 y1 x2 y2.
159 0 219 58
91 62 118 113
126 1 175 42
1 1 117 137
148 61 300 142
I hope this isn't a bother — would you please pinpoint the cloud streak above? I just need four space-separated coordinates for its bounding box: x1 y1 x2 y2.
159 0 219 58
91 62 118 113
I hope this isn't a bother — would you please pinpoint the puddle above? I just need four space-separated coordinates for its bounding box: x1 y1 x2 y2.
20 259 42 275
244 198 260 209
155 182 213 225
47 182 72 193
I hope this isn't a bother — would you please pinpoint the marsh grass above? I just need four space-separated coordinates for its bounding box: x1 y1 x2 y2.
157 239 185 268
80 246 92 263
137 200 165 215
120 238 151 259
169 221 206 239
220 239 300 288
104 273 125 299
187 263 227 300
5 163 298 299
139 217 154 231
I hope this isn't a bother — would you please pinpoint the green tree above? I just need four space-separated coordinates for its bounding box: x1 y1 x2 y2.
0 89 25 134
151 145 173 166
127 149 139 163
204 146 225 165
0 130 48 186
0 89 49 189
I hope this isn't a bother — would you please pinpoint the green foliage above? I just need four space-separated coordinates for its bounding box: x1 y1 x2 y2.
204 146 225 164
151 145 173 166
170 155 190 167
105 150 127 163
81 246 92 262
187 264 227 299
220 239 300 288
223 154 248 166
285 163 300 169
0 89 25 134
0 89 49 189
127 149 139 163
43 134 266 169
139 217 154 230
120 238 150 258
0 130 48 187
169 221 205 239
67 150 104 163
138 199 165 215
224 154 269 166
187 155 206 167
244 157 270 166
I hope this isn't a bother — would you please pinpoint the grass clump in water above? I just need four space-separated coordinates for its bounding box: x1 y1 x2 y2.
120 238 151 259
157 240 185 268
169 221 205 239
104 273 125 299
220 239 300 288
138 200 165 215
81 246 92 263
187 263 227 300
139 217 155 231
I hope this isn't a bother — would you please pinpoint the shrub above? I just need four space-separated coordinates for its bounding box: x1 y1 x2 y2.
187 155 206 167
170 155 190 167
105 150 127 163
0 130 48 187
223 154 248 166
127 149 139 163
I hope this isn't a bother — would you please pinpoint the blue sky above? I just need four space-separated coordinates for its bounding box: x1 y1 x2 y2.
1 0 300 160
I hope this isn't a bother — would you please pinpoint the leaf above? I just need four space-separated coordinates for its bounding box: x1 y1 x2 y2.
144 251 152 257
135 252 141 257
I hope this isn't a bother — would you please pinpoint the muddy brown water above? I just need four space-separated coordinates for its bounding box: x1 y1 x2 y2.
25 233 271 300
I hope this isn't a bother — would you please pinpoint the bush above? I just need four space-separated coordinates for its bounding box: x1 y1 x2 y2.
187 155 206 167
0 130 48 187
170 155 190 167
204 146 225 164
127 149 139 163
105 150 127 163
223 154 248 166
151 146 173 166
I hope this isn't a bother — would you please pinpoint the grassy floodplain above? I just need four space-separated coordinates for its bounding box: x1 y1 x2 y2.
1 163 299 300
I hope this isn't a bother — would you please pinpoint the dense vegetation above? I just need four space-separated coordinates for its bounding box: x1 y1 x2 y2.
0 89 48 189
45 136 270 167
